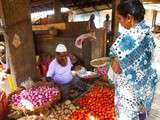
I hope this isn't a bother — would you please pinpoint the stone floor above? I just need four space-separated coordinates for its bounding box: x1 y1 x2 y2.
149 34 160 120
149 81 160 120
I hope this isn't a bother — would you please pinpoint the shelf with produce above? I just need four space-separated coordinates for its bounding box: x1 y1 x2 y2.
32 22 66 31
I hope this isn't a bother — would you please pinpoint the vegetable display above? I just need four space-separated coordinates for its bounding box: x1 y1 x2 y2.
74 85 115 120
18 115 45 120
16 100 80 120
10 85 60 111
47 100 79 120
67 108 98 120
9 82 115 120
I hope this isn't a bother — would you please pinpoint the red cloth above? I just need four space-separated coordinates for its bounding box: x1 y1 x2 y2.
0 91 8 120
39 58 52 76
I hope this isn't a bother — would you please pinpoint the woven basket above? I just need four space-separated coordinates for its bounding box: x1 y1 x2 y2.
8 88 26 112
90 57 110 68
32 81 55 88
9 82 60 114
21 93 60 114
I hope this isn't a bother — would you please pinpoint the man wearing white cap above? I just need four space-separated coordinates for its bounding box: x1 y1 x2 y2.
46 44 88 100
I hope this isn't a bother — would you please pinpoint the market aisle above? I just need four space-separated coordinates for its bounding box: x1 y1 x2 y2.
149 34 160 120
149 80 160 120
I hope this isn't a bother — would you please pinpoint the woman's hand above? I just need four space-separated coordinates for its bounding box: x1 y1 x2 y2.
111 57 122 74
100 75 108 82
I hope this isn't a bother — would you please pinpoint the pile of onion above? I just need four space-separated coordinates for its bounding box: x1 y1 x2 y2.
10 85 59 110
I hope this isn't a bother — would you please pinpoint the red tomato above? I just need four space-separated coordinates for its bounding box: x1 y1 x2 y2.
74 86 115 120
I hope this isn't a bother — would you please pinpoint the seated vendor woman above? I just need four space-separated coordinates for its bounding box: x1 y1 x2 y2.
46 44 88 100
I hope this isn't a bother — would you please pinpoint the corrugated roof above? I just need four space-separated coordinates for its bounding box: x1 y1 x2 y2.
31 0 112 13
30 0 160 13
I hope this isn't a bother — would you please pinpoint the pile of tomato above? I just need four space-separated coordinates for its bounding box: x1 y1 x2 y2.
74 85 115 120
67 108 99 120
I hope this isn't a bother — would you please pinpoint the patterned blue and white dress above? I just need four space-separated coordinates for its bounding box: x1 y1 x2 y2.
110 20 158 120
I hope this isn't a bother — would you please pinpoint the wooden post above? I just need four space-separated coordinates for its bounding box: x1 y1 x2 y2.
139 0 143 3
82 29 106 69
152 10 157 28
83 39 92 70
111 0 120 43
53 0 63 21
0 0 37 85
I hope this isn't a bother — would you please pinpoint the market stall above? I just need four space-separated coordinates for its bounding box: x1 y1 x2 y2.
0 0 159 120
8 82 115 120
5 57 115 120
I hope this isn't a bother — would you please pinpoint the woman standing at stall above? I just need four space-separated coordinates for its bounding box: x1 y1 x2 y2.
110 0 158 119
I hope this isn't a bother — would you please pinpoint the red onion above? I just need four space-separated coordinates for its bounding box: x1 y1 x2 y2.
10 85 59 110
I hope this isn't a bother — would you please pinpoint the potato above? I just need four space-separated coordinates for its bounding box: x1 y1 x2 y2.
64 100 71 105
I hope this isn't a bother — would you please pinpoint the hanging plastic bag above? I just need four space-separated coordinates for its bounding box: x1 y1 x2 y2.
0 74 17 94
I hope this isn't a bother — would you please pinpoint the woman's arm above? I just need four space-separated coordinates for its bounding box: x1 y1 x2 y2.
111 57 122 74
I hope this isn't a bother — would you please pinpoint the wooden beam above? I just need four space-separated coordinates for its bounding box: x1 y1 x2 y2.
75 6 111 14
31 0 52 7
32 23 66 31
144 0 160 3
93 6 99 11
66 1 111 8
152 10 157 27
31 0 112 13
60 0 65 7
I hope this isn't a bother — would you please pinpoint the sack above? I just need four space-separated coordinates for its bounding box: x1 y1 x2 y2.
21 77 34 89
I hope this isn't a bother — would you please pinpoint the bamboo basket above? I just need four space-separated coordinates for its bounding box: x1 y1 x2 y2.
90 57 110 68
9 82 60 114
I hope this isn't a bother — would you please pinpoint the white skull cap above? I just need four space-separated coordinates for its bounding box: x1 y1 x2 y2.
55 44 67 52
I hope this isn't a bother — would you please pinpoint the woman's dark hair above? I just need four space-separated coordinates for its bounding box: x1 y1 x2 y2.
117 0 145 22
89 14 95 21
106 14 110 21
